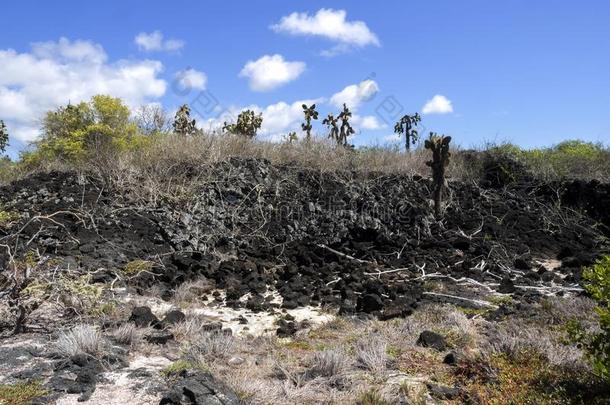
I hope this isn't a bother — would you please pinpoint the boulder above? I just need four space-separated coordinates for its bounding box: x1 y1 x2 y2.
416 331 447 351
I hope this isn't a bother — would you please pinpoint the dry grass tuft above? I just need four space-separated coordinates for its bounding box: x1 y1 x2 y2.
172 278 214 306
305 349 351 379
111 323 151 347
356 335 388 373
55 324 105 357
185 330 235 363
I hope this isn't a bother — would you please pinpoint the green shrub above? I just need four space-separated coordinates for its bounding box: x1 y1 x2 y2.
486 140 610 180
22 95 147 165
571 255 610 381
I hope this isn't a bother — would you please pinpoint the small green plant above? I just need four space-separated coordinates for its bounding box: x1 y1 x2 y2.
425 133 451 219
322 113 340 145
570 255 610 381
0 380 48 405
172 104 197 136
0 120 9 155
301 104 319 141
123 259 154 276
161 360 208 377
223 109 263 138
337 104 355 147
0 209 19 228
393 113 421 152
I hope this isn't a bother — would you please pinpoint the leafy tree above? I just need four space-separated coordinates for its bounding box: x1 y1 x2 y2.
301 104 319 141
28 95 140 162
0 120 8 154
394 113 421 152
223 110 263 138
425 132 451 218
173 104 197 136
338 104 355 147
322 113 339 145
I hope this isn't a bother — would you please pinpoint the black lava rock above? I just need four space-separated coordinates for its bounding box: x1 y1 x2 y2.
163 310 186 325
443 351 460 366
276 319 297 337
514 257 531 270
498 277 516 294
145 331 174 345
417 330 447 351
358 294 383 313
427 383 461 400
129 306 162 328
159 370 240 404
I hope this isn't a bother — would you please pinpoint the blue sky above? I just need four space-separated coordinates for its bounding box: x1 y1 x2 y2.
1 1 609 158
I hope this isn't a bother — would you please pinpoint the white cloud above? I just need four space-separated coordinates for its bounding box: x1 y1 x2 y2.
330 79 379 110
239 54 305 92
134 31 184 52
0 37 167 143
353 114 385 130
383 133 401 143
175 68 207 91
272 8 380 52
422 94 453 115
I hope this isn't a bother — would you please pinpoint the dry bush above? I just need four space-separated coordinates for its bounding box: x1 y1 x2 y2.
399 304 479 349
540 296 599 330
356 335 388 373
172 278 214 306
55 324 105 357
10 132 473 202
111 323 151 347
169 314 220 342
185 330 235 363
305 349 352 379
482 319 587 369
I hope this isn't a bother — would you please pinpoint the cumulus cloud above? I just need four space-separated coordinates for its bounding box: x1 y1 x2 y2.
175 68 207 91
134 31 184 52
271 8 380 53
353 114 385 130
0 37 167 142
330 79 379 110
422 94 453 115
239 54 305 92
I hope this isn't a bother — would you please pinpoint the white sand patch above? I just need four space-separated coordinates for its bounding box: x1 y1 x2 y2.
116 289 334 337
189 303 334 337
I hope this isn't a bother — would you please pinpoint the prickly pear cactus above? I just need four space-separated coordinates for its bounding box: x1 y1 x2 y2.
425 133 452 218
301 104 319 141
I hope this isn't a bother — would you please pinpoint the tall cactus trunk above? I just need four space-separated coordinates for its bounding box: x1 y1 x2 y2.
425 134 452 220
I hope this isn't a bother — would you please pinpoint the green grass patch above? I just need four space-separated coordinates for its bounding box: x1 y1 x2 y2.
123 259 154 276
0 380 48 405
